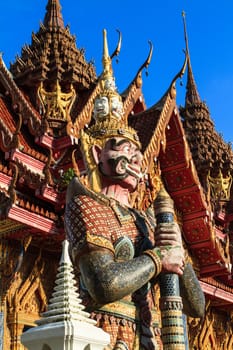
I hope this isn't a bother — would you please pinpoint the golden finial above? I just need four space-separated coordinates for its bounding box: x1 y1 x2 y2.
102 29 113 82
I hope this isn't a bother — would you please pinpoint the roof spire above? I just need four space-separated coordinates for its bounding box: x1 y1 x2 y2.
43 0 65 28
182 11 201 106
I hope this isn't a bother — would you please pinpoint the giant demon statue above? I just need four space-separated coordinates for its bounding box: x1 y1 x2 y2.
65 30 205 350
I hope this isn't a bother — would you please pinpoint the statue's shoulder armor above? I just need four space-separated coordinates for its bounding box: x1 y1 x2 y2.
66 176 108 206
65 177 114 255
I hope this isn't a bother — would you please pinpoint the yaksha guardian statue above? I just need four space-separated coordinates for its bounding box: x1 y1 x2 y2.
65 30 205 350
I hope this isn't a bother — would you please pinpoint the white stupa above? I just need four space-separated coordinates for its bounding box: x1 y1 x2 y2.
21 240 110 350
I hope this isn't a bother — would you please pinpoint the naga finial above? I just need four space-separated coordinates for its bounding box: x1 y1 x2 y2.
134 40 153 82
110 29 122 60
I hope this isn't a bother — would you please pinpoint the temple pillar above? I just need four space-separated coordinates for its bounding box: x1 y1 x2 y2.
8 313 24 350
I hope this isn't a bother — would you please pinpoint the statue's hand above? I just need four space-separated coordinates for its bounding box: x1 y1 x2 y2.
153 245 185 276
155 222 182 246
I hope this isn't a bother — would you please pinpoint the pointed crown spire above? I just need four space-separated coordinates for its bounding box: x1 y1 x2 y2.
85 29 140 144
182 11 201 106
43 0 65 28
102 29 113 83
94 29 125 121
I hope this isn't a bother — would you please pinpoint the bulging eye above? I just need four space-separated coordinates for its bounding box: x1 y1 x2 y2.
123 145 130 153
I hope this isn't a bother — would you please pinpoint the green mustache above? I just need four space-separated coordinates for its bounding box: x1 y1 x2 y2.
99 156 129 179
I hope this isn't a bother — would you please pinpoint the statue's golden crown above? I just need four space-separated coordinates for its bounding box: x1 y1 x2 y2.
85 119 140 147
81 29 141 149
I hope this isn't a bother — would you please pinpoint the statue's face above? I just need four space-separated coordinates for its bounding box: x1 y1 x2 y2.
93 96 109 119
110 96 123 119
94 137 143 191
104 77 116 91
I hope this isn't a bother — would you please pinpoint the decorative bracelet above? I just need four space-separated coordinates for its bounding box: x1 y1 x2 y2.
143 249 162 275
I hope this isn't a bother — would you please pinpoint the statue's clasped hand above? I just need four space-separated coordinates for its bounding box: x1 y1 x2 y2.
154 222 185 276
155 222 182 246
159 245 185 276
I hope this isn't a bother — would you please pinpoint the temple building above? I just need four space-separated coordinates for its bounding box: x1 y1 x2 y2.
0 0 233 349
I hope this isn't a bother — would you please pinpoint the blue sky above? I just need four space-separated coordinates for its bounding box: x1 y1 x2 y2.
0 0 233 143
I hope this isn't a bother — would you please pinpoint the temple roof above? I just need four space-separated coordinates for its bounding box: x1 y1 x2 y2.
10 0 96 90
180 14 233 179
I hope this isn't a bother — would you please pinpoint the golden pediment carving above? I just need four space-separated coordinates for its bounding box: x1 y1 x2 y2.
207 170 232 202
38 81 76 124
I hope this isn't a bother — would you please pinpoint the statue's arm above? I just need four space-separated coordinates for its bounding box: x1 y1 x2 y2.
179 262 205 318
79 247 160 304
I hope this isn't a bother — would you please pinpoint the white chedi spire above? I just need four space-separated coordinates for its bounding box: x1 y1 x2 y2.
21 240 110 350
37 239 95 326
